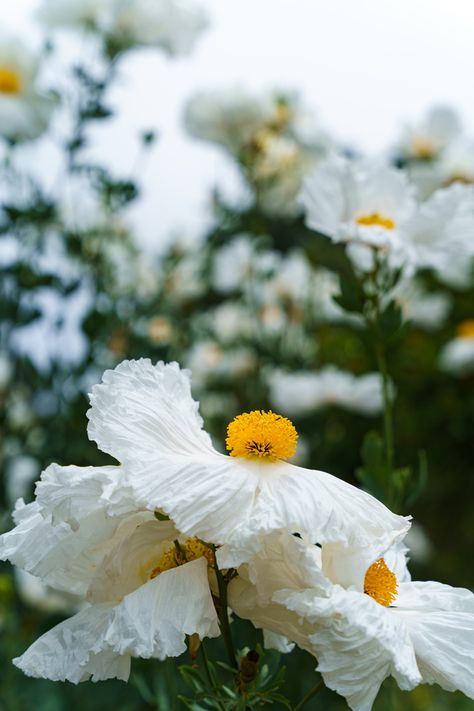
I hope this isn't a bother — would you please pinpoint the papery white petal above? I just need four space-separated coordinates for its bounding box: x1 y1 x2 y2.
395 582 474 699
34 464 132 527
300 590 421 711
229 575 312 655
104 558 220 659
220 461 410 565
14 604 131 683
263 630 295 654
88 518 179 603
87 359 214 462
0 498 151 595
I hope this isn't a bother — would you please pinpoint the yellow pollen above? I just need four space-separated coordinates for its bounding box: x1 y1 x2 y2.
410 136 435 160
356 213 396 230
226 410 298 462
364 558 398 607
456 319 474 339
150 538 215 579
0 67 22 95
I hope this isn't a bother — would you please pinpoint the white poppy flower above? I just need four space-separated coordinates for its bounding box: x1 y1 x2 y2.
268 367 384 417
439 320 474 375
86 359 409 566
393 278 452 331
0 464 220 682
398 106 462 162
301 155 474 276
37 0 108 31
105 0 208 56
230 531 474 711
438 136 474 186
0 36 55 142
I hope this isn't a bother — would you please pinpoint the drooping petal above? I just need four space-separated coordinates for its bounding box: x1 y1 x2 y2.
14 603 131 683
219 461 410 566
394 581 474 699
295 590 421 711
104 558 220 659
0 498 152 596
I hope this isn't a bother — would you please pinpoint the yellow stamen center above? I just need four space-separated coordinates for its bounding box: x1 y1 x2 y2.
456 319 474 339
364 558 398 607
410 136 435 160
356 213 396 230
0 67 22 95
150 538 215 579
226 410 298 462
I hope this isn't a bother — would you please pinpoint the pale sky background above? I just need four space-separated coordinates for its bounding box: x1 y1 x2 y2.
4 0 474 252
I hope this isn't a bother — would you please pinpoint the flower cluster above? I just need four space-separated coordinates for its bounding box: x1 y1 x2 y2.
1 359 473 711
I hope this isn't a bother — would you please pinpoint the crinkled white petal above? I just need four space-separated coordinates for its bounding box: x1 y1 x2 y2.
229 575 313 655
87 518 179 603
0 497 152 595
395 581 474 699
87 359 214 462
15 558 220 682
104 557 220 659
295 589 421 711
14 603 131 683
218 461 410 566
34 463 133 528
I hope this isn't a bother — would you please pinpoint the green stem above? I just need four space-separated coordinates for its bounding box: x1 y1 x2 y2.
199 643 226 711
292 680 324 711
213 551 237 669
376 341 394 479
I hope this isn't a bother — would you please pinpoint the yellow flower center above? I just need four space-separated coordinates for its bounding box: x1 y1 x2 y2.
410 136 435 160
356 213 396 230
456 319 474 339
0 67 22 95
150 538 215 579
364 558 398 607
226 410 298 462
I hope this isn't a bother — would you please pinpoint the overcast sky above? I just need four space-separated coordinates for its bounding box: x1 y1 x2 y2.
4 0 474 252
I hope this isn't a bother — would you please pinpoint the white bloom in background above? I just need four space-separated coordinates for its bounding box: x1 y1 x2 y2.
394 278 452 330
301 155 474 278
230 531 474 711
164 246 206 300
0 37 55 142
185 341 256 386
439 320 474 375
398 106 462 162
438 136 474 186
106 0 208 55
37 0 108 31
268 367 384 417
0 465 220 682
5 455 40 508
301 155 416 252
212 235 277 294
86 359 409 566
15 570 81 615
185 88 275 153
403 183 474 275
208 302 254 344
